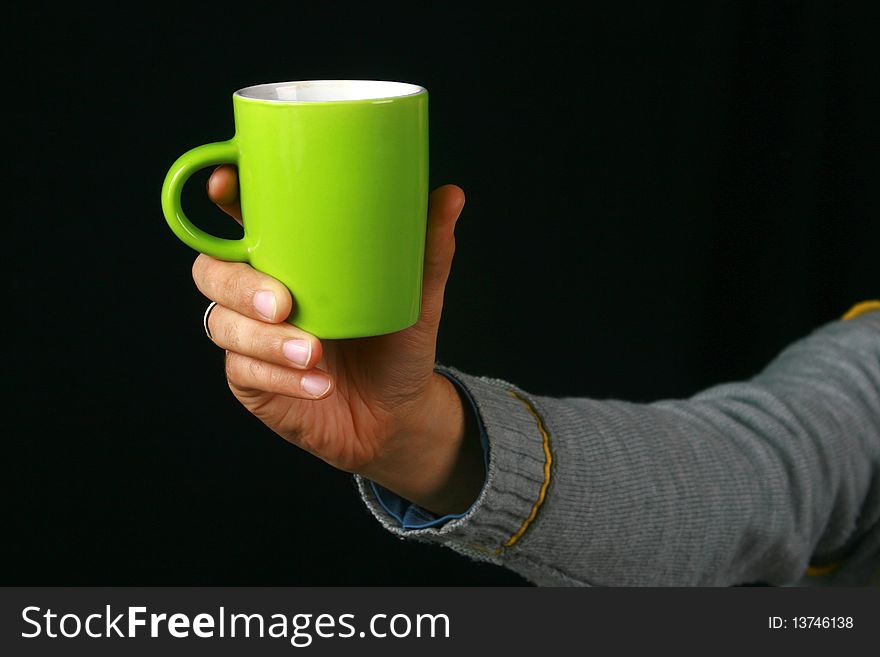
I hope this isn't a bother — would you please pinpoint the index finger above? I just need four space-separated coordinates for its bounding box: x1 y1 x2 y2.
207 164 243 224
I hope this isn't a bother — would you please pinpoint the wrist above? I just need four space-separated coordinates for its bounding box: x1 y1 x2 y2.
362 372 484 516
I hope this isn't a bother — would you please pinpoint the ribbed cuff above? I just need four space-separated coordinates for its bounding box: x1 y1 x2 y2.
355 363 549 565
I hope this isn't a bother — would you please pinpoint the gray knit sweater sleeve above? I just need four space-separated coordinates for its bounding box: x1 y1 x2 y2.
356 309 880 586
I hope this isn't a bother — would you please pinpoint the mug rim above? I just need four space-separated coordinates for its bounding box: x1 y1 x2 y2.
233 79 427 104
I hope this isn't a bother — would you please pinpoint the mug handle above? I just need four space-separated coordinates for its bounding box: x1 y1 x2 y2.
161 139 250 261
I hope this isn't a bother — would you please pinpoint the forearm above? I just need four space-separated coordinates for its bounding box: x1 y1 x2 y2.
359 310 880 586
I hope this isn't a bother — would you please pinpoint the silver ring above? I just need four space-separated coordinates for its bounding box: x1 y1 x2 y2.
203 301 219 341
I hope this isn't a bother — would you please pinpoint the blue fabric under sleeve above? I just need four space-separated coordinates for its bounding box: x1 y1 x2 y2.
369 367 490 529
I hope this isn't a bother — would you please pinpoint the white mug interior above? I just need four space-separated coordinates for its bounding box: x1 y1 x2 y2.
235 80 425 102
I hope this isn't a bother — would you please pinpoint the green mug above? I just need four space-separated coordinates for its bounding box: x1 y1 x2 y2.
161 79 429 339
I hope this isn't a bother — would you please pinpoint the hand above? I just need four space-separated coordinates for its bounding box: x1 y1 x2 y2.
191 165 484 515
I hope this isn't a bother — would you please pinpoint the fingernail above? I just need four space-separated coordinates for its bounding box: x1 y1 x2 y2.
301 373 330 397
254 290 276 321
282 339 311 367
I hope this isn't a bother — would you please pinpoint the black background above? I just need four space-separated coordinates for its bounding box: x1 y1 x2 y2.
5 2 878 585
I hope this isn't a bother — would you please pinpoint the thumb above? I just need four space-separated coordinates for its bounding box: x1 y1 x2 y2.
418 184 465 330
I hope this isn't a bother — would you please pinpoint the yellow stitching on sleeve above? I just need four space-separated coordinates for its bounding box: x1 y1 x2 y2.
806 562 841 577
842 300 880 320
496 390 553 553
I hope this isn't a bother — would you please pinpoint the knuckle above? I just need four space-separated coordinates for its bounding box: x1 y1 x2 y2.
253 327 282 362
224 351 240 382
191 255 210 287
247 357 266 381
267 364 292 391
220 269 242 305
193 256 229 301
219 312 241 351
419 300 442 326
191 256 202 282
205 254 221 278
